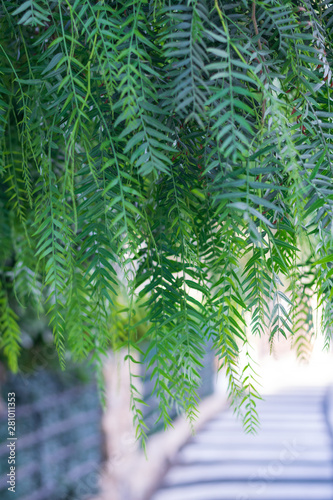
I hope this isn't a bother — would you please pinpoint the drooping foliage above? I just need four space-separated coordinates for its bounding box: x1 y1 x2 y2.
1 0 333 437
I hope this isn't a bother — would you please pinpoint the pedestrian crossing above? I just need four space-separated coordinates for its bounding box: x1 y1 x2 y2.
149 388 333 500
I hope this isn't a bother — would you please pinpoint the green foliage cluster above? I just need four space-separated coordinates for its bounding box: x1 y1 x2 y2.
1 0 333 437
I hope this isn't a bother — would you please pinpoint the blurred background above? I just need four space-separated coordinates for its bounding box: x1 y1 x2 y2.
1 312 333 500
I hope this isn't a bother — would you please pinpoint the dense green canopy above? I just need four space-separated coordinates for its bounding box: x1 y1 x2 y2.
1 0 333 437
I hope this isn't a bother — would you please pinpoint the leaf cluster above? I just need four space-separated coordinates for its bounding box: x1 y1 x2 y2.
1 0 333 435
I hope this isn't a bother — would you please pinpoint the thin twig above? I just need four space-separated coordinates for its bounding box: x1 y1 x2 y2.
252 1 266 125
252 1 262 51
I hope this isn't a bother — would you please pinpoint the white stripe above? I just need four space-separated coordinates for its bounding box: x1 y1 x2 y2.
150 482 333 500
163 463 333 485
178 445 333 463
192 430 329 447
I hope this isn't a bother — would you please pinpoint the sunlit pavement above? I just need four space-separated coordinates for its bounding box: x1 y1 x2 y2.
149 340 333 500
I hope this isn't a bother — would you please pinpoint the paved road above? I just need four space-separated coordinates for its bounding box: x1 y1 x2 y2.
149 388 333 500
